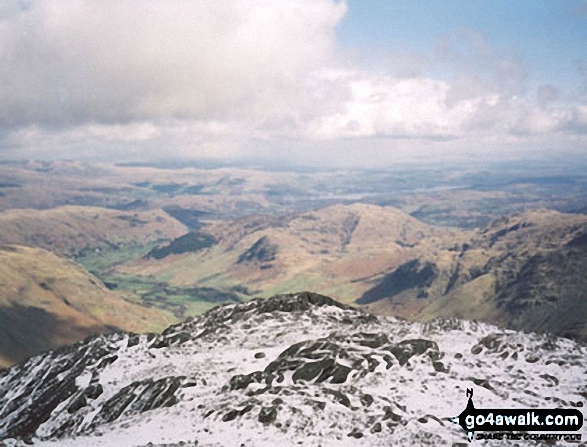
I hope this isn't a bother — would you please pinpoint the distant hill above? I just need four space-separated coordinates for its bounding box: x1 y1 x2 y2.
0 245 169 367
360 210 587 342
0 205 188 257
117 204 455 303
11 200 583 346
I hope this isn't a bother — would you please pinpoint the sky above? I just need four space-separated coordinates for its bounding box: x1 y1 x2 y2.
0 0 586 168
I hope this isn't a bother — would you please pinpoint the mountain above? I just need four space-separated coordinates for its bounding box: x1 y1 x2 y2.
358 209 587 342
109 205 587 343
117 204 455 303
0 293 585 446
0 206 187 257
0 245 169 367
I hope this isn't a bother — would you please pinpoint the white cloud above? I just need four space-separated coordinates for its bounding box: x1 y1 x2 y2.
0 0 346 127
306 72 481 140
0 1 586 166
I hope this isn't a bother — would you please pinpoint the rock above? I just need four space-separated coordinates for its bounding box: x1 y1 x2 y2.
67 395 87 414
0 291 584 446
324 389 351 408
0 335 120 440
389 339 439 366
258 406 278 425
84 383 103 400
432 361 448 373
292 359 330 383
360 394 374 407
222 410 239 422
370 422 382 433
347 428 363 438
89 376 182 428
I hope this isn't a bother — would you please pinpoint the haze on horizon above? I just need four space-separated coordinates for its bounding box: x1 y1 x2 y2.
0 0 586 168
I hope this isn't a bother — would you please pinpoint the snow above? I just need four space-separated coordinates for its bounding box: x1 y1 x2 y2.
1 293 585 446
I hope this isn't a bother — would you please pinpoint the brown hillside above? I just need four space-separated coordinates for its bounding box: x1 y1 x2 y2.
359 210 587 341
0 206 187 256
0 245 169 367
119 204 456 303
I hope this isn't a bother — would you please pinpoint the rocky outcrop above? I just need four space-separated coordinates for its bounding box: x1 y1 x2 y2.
0 292 585 446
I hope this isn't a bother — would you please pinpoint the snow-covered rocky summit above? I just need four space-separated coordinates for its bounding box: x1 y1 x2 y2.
0 292 585 446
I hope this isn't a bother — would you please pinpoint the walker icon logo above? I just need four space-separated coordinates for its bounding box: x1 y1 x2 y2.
449 388 477 442
449 388 583 443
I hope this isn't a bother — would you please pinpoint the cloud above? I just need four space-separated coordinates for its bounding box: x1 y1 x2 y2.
0 1 586 166
303 69 587 150
306 72 475 140
0 0 346 128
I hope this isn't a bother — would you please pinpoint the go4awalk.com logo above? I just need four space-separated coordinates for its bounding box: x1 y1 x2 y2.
449 388 583 442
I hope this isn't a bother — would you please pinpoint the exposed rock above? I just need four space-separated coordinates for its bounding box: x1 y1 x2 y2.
0 292 585 446
89 376 183 428
258 406 278 425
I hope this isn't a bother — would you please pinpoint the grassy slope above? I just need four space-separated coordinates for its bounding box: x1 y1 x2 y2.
0 245 170 367
115 204 455 306
0 206 188 257
364 210 587 341
3 161 587 356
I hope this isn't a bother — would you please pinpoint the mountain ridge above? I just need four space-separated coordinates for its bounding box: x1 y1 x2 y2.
359 209 587 342
1 292 585 446
0 206 187 257
118 203 454 303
